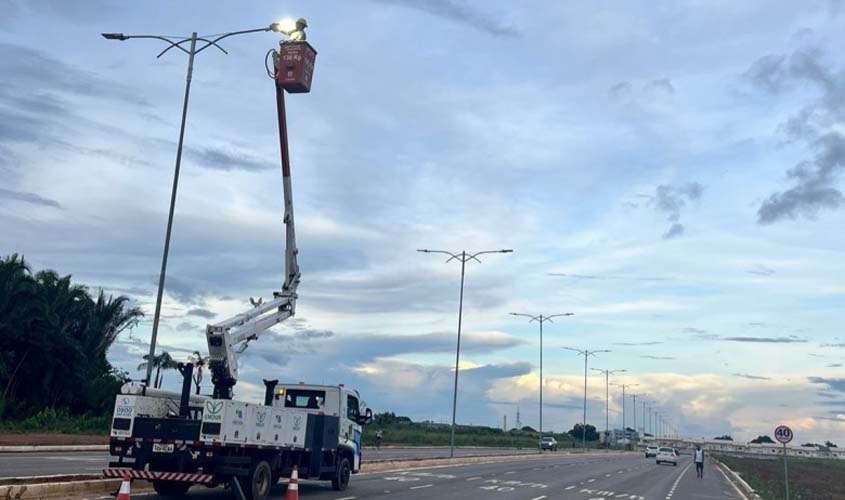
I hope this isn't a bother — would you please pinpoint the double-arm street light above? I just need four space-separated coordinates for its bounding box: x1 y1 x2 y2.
562 347 609 449
592 368 626 447
615 383 638 441
510 312 574 439
418 248 512 457
102 23 291 390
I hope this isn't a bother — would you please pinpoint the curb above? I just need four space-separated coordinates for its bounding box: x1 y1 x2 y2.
0 445 108 453
0 478 152 499
711 457 762 500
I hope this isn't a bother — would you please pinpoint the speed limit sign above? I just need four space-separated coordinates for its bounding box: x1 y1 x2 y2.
774 425 793 444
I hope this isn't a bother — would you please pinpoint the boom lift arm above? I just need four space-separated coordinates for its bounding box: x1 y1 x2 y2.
206 75 300 400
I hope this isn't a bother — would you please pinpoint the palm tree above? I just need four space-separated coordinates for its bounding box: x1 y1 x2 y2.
138 351 178 388
188 351 210 395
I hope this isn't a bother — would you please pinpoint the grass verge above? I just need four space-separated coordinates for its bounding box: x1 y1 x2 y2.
717 454 845 500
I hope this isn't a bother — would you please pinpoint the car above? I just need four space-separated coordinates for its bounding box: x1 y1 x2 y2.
539 436 558 451
656 447 678 466
645 445 659 458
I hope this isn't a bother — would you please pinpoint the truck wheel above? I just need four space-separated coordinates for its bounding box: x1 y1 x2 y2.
332 457 351 491
245 460 272 500
152 480 191 497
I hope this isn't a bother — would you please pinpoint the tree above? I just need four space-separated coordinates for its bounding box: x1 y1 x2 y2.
138 352 178 388
188 351 209 395
568 423 599 441
0 255 142 418
826 440 838 448
750 435 775 444
714 435 734 441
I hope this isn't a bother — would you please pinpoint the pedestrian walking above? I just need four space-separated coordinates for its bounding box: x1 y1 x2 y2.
694 445 705 478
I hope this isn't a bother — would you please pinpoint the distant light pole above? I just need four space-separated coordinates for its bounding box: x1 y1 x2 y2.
510 312 574 439
615 383 638 442
592 368 626 448
418 248 513 457
563 347 609 449
102 23 284 390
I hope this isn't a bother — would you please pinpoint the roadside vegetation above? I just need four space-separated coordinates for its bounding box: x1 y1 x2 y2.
0 254 142 429
718 455 845 500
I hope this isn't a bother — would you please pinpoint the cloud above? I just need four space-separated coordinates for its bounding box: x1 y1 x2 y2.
644 182 703 239
746 48 845 224
187 308 216 319
809 377 845 393
732 373 772 381
608 81 633 100
746 322 767 328
371 0 520 38
646 78 675 95
722 336 807 343
640 355 676 360
683 327 707 334
826 364 843 368
612 341 663 346
0 188 61 208
186 146 270 172
547 272 672 282
746 264 775 276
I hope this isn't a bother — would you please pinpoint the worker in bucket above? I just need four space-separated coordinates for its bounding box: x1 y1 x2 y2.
280 18 308 42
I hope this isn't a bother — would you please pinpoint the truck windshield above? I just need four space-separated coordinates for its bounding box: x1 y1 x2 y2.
284 389 326 409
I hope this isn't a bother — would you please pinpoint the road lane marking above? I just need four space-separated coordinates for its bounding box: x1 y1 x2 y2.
410 484 433 489
335 497 356 500
666 461 694 499
529 497 547 500
466 476 482 481
588 478 596 483
505 471 517 474
565 485 575 490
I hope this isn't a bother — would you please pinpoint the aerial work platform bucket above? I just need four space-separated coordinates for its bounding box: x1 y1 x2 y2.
276 41 317 93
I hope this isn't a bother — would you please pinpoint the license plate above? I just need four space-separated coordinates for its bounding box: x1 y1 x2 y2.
153 443 174 453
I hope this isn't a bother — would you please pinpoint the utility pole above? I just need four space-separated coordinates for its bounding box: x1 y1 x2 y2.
101 23 285 390
563 347 609 449
615 383 638 444
418 248 512 457
592 368 626 448
510 312 574 439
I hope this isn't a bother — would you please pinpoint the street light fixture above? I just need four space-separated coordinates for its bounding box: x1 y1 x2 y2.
101 24 280 391
509 312 573 440
592 368 626 448
562 347 609 449
418 248 513 457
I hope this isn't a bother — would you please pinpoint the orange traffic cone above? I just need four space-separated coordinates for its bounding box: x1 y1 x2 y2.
284 466 299 500
116 474 131 500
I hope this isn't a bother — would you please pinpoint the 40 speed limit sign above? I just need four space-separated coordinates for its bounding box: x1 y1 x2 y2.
774 424 794 444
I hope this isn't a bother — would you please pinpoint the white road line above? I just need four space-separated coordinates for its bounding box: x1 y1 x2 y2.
466 476 483 481
410 484 433 490
565 485 575 490
587 478 596 483
335 497 356 500
529 496 547 500
665 461 693 500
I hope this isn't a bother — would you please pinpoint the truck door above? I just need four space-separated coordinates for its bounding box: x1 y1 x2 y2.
345 394 362 470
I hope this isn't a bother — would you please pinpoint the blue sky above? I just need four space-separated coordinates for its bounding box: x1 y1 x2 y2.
2 0 845 442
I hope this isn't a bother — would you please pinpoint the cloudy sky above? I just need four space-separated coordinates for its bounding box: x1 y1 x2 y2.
2 0 845 443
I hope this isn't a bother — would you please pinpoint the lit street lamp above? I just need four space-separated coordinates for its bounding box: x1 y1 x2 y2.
418 248 513 457
592 368 626 447
509 312 574 439
102 23 284 390
563 347 609 449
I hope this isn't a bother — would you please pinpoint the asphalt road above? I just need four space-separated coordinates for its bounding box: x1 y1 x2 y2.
106 453 740 500
0 447 538 478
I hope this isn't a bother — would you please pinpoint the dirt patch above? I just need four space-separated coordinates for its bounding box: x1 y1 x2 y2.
0 433 108 446
718 455 845 500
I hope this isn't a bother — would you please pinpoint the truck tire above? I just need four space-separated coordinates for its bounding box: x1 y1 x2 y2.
152 480 191 497
331 457 351 491
245 460 272 500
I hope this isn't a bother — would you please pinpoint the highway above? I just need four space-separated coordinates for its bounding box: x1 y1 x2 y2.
0 447 537 478
125 453 741 500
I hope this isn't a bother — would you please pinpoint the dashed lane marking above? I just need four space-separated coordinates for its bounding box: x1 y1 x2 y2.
410 484 433 490
666 461 694 500
529 496 547 500
565 486 575 490
335 497 356 500
466 476 483 481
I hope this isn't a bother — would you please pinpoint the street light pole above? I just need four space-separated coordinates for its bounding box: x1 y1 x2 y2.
418 248 512 457
615 383 638 443
592 368 626 448
102 24 281 390
510 312 574 439
563 347 609 449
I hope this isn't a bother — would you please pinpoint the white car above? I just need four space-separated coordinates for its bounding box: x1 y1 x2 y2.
656 446 678 466
645 445 659 458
